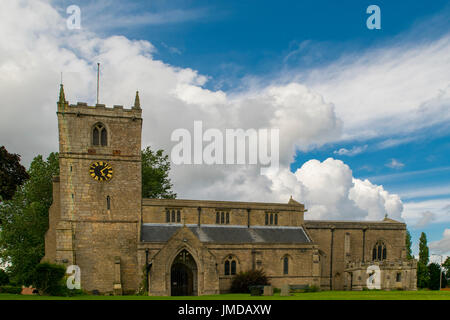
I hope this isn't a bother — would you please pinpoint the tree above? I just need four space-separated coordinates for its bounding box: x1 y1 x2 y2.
0 269 9 285
443 256 450 272
230 269 269 293
427 262 447 290
405 229 413 260
0 146 29 203
32 262 66 296
417 232 430 288
418 232 429 265
0 153 59 285
141 147 176 199
444 257 450 284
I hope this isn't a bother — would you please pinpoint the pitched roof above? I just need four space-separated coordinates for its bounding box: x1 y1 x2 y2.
141 224 311 244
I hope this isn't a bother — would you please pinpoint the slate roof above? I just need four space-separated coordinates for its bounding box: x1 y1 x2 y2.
141 224 311 244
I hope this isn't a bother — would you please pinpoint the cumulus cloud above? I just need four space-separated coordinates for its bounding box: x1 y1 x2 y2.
429 229 450 256
288 158 403 221
0 0 405 222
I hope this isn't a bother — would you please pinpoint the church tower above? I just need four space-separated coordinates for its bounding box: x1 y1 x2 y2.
52 85 142 293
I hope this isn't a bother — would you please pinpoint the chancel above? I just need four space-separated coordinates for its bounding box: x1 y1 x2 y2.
43 86 417 295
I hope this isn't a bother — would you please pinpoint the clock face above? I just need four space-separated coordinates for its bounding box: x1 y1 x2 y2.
89 161 113 181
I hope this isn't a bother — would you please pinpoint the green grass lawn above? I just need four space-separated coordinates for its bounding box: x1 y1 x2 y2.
0 290 449 300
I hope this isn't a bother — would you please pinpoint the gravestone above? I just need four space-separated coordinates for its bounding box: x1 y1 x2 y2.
280 284 290 296
263 285 273 296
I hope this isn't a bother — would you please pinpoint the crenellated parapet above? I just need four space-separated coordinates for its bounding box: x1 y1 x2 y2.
57 85 142 119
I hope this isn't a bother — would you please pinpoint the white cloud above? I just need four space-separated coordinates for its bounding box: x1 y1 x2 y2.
375 137 415 150
71 0 209 31
385 159 405 169
414 211 436 228
300 35 450 141
429 229 450 256
402 199 450 227
289 158 403 221
398 184 450 200
333 145 367 156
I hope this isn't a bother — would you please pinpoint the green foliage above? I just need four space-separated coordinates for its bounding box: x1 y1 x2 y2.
32 262 66 296
141 147 176 199
0 285 22 294
418 232 429 265
443 257 450 274
230 269 270 293
0 269 9 285
136 265 149 295
417 262 429 289
0 146 29 203
427 263 447 290
416 232 430 289
0 153 59 284
405 229 413 260
303 285 320 292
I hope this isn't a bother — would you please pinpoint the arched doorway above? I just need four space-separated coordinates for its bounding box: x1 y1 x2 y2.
170 249 197 296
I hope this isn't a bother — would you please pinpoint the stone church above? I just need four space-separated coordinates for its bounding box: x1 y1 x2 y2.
43 85 417 295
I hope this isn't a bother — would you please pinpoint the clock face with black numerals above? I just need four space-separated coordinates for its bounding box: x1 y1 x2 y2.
89 161 113 181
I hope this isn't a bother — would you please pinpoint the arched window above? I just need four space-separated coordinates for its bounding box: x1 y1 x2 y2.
231 260 236 275
372 241 387 261
224 260 230 275
283 256 289 274
224 256 238 275
93 123 107 146
106 195 111 210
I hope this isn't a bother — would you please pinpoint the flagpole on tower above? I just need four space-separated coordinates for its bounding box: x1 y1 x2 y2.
97 62 100 105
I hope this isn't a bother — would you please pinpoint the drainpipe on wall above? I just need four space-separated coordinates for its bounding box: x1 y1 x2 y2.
362 227 368 263
197 207 201 226
145 248 150 293
330 227 335 290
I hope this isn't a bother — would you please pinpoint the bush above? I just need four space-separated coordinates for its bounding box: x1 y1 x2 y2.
32 262 66 296
303 285 320 293
0 285 22 294
230 269 269 293
0 269 9 285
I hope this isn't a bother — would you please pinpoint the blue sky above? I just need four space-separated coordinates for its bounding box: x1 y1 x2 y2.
2 0 448 257
57 1 449 90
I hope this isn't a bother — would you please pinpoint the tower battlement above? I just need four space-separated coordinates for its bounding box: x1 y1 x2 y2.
59 102 142 119
57 84 142 118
